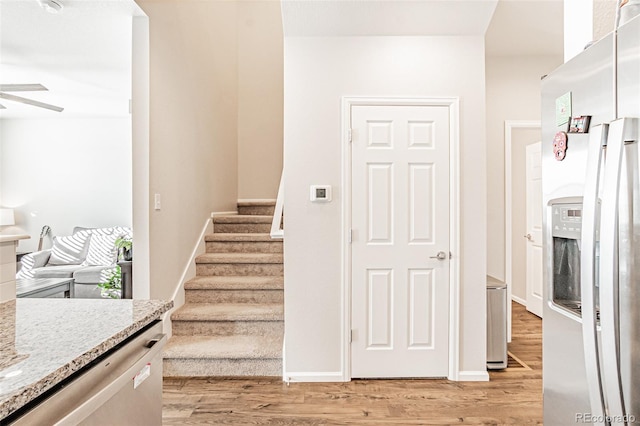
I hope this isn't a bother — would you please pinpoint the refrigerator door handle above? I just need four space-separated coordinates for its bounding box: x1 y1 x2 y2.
599 117 637 424
581 123 608 419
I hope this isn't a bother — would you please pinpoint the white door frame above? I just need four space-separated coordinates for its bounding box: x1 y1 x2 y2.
504 120 541 340
341 97 461 381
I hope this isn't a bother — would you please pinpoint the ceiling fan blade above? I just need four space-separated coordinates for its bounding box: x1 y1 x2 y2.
0 84 48 92
0 92 63 112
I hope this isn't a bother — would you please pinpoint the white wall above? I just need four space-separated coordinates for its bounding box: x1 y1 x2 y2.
132 14 151 299
237 1 284 200
0 118 132 252
564 0 594 62
594 0 616 41
486 55 562 284
136 0 238 301
566 0 618 61
284 36 488 378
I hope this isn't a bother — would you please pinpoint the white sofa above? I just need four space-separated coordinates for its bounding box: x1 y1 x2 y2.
17 226 132 298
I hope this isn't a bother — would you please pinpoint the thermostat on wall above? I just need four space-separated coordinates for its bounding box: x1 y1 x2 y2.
310 185 332 202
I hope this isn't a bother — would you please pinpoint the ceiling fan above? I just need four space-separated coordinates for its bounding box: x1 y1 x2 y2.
0 84 64 112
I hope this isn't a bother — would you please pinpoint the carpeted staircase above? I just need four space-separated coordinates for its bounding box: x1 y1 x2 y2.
163 201 284 376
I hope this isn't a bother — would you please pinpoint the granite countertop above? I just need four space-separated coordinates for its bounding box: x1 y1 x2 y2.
0 298 173 420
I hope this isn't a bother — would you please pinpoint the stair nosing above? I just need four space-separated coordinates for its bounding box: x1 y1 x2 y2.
205 233 280 242
195 253 283 264
187 276 284 283
171 303 284 322
213 215 273 224
185 276 283 289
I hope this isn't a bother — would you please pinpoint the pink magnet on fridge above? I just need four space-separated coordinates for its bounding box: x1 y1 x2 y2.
553 132 568 161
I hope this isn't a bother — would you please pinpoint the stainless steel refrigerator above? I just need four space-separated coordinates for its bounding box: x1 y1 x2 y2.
542 15 640 426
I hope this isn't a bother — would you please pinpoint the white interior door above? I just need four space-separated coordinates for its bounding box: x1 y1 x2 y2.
525 142 543 317
350 104 450 378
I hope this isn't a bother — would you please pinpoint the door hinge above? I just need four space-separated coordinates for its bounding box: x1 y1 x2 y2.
348 129 353 143
350 329 353 343
348 229 353 243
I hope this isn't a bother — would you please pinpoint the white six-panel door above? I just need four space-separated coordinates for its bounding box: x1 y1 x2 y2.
525 142 543 317
350 105 450 378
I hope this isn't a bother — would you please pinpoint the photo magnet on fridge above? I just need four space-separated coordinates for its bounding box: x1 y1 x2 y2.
568 116 591 133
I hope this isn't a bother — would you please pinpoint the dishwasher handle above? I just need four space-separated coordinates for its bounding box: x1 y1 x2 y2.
54 333 167 426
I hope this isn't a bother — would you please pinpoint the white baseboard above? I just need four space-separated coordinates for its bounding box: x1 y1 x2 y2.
284 370 488 382
457 370 490 382
511 295 527 306
283 372 347 383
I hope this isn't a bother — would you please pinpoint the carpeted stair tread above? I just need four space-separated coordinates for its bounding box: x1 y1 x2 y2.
195 253 283 264
205 233 276 242
185 276 284 290
213 215 272 224
171 302 283 321
164 334 283 360
237 200 276 207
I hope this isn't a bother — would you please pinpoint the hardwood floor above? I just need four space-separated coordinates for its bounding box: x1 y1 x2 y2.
163 302 542 425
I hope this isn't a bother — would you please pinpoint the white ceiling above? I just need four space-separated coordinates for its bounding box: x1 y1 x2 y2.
485 0 564 57
282 0 499 36
1 0 564 119
281 0 563 55
0 0 142 119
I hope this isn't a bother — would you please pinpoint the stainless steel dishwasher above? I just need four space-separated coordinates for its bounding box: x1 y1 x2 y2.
9 321 166 425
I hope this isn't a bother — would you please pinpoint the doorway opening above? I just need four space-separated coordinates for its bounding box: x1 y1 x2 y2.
504 120 542 341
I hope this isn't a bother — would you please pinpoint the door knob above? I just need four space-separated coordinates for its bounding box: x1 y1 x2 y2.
524 234 532 241
429 251 447 260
